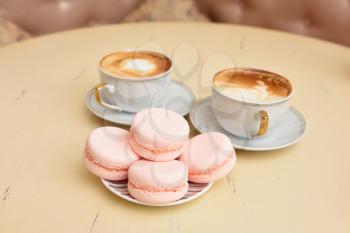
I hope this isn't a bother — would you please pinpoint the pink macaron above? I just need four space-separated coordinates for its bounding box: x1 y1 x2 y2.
128 159 188 204
83 126 140 180
179 132 236 183
129 108 190 161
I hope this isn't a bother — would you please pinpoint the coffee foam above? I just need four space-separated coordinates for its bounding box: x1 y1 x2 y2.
213 69 291 102
100 51 171 78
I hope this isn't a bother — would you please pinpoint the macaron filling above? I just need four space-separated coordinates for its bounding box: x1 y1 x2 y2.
128 182 186 193
130 132 185 154
189 155 234 177
84 148 128 173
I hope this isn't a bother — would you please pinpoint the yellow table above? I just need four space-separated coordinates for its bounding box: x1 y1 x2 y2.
0 22 349 233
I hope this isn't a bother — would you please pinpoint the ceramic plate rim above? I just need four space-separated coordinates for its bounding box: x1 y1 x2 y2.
190 97 306 151
86 80 195 126
101 179 213 207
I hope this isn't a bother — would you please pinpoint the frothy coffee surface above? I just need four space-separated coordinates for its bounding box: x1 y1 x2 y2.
213 69 292 102
100 51 172 78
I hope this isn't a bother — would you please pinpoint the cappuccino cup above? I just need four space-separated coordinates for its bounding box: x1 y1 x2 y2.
95 49 172 112
210 68 293 139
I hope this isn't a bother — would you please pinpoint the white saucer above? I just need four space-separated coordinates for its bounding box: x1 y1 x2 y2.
86 80 195 125
190 97 306 151
101 179 212 207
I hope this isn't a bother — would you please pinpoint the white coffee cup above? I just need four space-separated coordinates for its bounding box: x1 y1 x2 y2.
210 68 293 139
94 50 172 113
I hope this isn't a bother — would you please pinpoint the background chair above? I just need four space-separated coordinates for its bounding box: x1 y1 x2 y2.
0 0 349 46
194 0 350 46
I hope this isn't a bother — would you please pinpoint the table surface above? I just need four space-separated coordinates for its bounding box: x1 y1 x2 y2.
0 22 349 233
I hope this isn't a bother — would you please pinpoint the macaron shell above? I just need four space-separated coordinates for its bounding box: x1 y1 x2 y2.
83 151 128 180
86 127 140 167
128 181 188 204
129 136 185 161
83 126 140 180
128 160 188 188
131 108 189 149
180 132 236 183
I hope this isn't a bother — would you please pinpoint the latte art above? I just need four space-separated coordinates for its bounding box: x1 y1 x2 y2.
213 69 292 103
120 58 156 74
215 79 283 102
100 51 172 78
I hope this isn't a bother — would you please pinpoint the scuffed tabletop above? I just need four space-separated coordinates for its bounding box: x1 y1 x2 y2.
0 22 349 233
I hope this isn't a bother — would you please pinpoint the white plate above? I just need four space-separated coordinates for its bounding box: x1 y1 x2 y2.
190 97 306 151
86 80 195 125
101 179 212 207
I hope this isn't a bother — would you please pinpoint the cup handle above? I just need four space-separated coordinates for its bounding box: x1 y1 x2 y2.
254 110 269 136
94 83 122 111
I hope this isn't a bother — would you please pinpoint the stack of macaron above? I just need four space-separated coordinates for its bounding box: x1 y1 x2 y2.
83 108 236 204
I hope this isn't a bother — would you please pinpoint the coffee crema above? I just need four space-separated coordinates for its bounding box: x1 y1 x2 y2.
100 51 172 78
213 68 292 103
